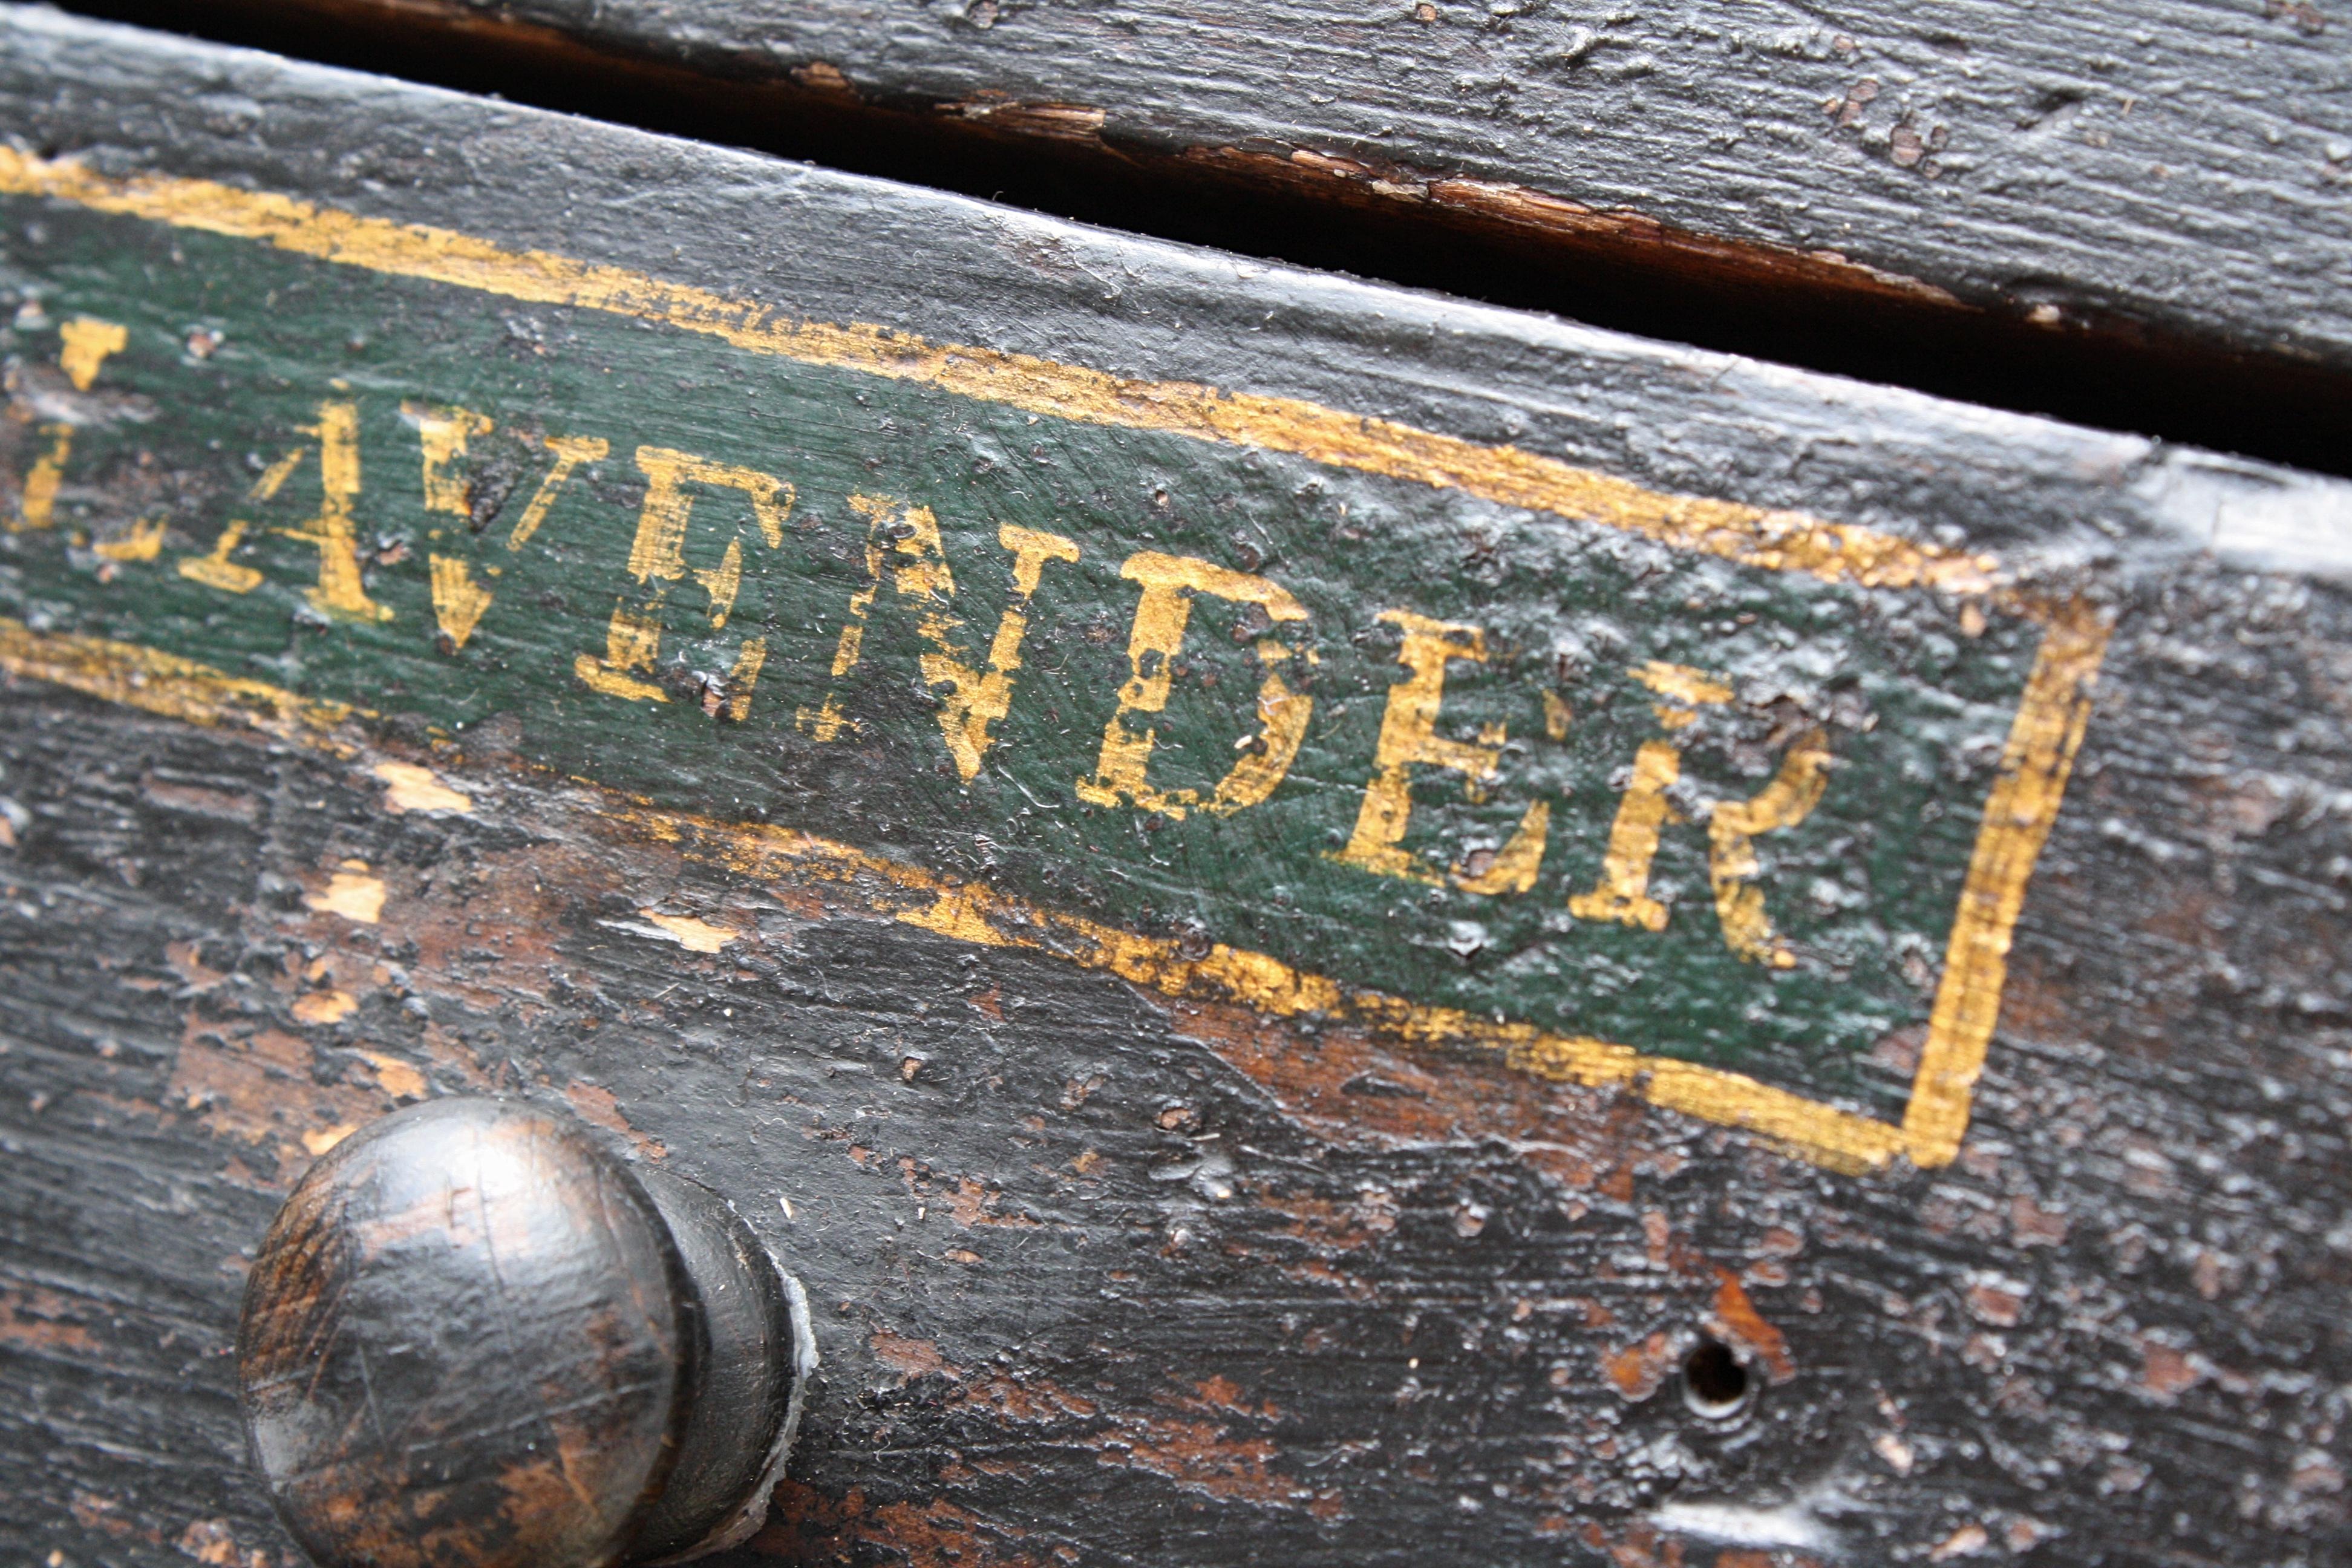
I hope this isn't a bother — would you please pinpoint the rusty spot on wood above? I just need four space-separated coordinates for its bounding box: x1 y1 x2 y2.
2266 0 2329 34
70 1489 151 1541
1708 1270 1797 1386
0 1285 98 1353
563 1081 667 1160
166 938 226 991
1256 1187 1398 1252
1603 1330 1676 1400
2008 1192 2068 1246
947 1175 1037 1228
166 1021 397 1180
1085 1414 1291 1508
1183 1375 1281 1421
1180 145 1967 315
139 775 260 821
2140 1338 2206 1400
872 1330 962 1382
1578 1518 1690 1567
942 94 1108 143
953 1371 1100 1426
755 1484 1040 1568
1964 1279 2026 1328
1155 989 1691 1201
174 1517 269 1568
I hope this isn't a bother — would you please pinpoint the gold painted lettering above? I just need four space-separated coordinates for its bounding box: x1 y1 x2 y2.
272 402 390 622
1567 661 1730 928
622 448 792 618
799 494 932 740
1567 740 1683 929
57 317 126 393
428 555 495 650
93 515 166 563
1077 552 1310 820
928 524 1081 780
1542 689 1573 741
1708 728 1831 967
13 425 71 532
401 402 492 517
506 434 609 549
799 503 1079 762
577 446 791 705
1632 658 1734 721
795 495 1063 757
1452 800 1553 896
579 604 667 702
712 636 767 723
1568 662 1831 952
1332 609 1546 890
14 317 126 532
178 446 302 595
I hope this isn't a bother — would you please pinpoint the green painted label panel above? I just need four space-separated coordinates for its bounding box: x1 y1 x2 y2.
1 198 2041 1117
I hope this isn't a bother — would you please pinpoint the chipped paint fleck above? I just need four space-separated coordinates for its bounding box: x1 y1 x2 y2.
306 861 386 924
299 1122 357 1156
372 760 473 815
290 989 358 1024
631 910 739 952
359 1051 428 1100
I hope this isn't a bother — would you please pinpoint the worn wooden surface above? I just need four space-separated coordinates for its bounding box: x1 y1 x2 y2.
4 9 2352 1567
64 0 2352 474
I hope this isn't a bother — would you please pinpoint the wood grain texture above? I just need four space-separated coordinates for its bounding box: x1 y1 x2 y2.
7 569 2352 1568
0 10 2350 1568
452 0 2352 361
62 0 2352 473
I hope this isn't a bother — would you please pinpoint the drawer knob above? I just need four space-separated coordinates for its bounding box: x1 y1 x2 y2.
237 1097 813 1568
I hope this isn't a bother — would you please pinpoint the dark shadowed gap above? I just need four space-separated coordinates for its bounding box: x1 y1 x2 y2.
58 0 2352 479
1679 1340 1753 1422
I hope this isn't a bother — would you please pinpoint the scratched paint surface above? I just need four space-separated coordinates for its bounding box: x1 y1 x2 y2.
0 199 2047 1116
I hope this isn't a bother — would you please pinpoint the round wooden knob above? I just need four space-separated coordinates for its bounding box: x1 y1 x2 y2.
236 1097 813 1568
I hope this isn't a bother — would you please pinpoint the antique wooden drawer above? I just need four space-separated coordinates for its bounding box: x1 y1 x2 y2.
75 0 2352 472
2 6 2350 1567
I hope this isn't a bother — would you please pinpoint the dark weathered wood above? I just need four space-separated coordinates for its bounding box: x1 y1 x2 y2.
370 0 2352 358
63 0 2352 473
3 9 2352 1568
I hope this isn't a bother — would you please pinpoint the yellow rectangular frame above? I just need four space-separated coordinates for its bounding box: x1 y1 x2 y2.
0 149 2110 1174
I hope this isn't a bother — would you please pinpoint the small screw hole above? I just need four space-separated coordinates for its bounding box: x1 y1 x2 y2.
1681 1337 1753 1420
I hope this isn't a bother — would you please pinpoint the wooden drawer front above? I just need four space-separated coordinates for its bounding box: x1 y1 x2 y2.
2 9 2350 1567
76 0 2352 469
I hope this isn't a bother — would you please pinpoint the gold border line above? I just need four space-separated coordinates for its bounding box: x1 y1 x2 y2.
0 609 2104 1174
0 148 2004 598
0 151 2111 1171
0 616 364 749
1905 596 2108 1166
0 614 1908 1173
